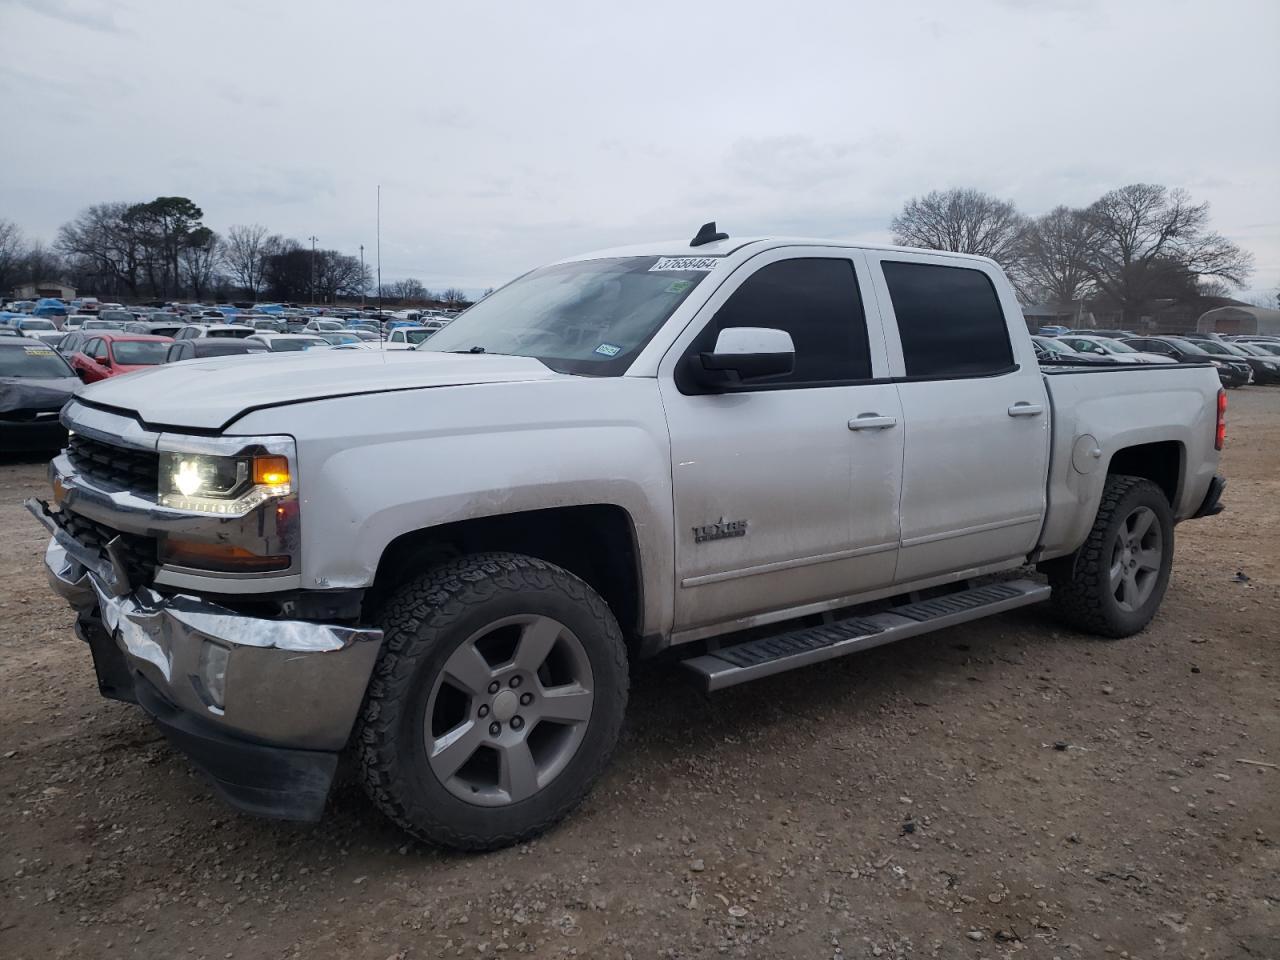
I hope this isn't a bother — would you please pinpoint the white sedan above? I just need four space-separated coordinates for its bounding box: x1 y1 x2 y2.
1059 335 1176 364
246 333 332 353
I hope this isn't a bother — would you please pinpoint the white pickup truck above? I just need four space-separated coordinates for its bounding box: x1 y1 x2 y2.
29 225 1227 850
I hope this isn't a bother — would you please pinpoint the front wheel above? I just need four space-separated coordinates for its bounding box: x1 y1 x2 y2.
1046 475 1174 638
356 553 629 850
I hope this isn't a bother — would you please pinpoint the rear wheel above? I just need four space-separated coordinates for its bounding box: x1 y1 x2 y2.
356 552 629 850
1047 475 1174 638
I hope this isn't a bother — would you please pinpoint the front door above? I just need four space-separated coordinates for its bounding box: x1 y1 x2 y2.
659 249 904 633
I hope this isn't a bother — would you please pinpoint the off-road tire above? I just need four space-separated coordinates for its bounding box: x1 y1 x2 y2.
1047 475 1174 638
356 552 629 850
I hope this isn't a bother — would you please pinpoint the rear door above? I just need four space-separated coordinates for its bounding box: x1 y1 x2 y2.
866 253 1050 582
659 249 904 631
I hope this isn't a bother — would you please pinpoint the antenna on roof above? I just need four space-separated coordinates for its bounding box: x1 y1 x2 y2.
690 221 728 247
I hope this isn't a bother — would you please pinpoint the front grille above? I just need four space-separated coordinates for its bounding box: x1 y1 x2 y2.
55 509 158 587
67 434 159 492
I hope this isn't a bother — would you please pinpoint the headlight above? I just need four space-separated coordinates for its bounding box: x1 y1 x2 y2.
157 441 294 515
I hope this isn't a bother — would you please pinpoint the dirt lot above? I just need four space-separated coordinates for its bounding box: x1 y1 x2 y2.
1 390 1277 960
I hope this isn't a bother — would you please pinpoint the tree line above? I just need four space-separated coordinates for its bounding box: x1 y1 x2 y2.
0 198 470 306
890 183 1265 324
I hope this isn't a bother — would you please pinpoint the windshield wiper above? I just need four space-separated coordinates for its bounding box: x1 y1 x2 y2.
449 346 486 354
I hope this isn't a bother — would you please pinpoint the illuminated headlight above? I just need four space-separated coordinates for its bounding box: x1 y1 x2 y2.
159 450 292 514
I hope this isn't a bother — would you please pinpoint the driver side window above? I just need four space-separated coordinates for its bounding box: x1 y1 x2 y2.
680 257 871 390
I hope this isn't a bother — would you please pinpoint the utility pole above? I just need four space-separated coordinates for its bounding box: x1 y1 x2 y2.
359 244 365 310
376 185 382 319
308 235 318 306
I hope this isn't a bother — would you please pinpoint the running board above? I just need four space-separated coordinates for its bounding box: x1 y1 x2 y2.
682 579 1050 691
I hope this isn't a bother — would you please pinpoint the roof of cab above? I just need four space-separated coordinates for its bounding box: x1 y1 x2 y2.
557 235 1000 268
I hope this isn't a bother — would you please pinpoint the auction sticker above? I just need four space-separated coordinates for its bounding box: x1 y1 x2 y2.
594 343 622 357
649 256 719 272
23 345 54 356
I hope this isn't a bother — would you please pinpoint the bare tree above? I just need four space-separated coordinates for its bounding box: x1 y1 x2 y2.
180 229 222 301
439 287 469 306
1015 206 1095 304
56 202 145 297
1084 184 1253 326
392 277 426 301
222 224 278 297
890 188 1027 268
0 219 24 294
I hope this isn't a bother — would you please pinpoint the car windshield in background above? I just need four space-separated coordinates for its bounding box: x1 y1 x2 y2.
422 256 712 374
112 341 169 365
1098 340 1137 353
1165 338 1210 356
0 344 74 378
271 338 326 352
405 330 434 345
99 311 134 323
21 320 56 330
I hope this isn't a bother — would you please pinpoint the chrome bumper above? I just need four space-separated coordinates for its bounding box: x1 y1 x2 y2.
36 523 383 752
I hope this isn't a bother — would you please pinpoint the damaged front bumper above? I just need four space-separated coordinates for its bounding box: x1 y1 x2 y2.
30 500 384 820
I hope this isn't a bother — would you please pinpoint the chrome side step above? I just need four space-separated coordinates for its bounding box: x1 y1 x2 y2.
681 579 1050 691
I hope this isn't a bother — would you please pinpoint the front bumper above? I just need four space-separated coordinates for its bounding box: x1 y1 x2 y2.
33 517 384 819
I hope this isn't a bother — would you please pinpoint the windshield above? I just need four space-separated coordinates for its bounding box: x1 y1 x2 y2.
270 338 326 352
21 319 56 330
1195 341 1234 356
209 327 252 338
405 329 434 345
1165 338 1209 356
1034 337 1072 355
0 344 74 378
423 256 713 374
112 341 169 365
1097 339 1137 353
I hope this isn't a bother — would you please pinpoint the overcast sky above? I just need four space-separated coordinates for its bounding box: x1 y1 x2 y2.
2 0 1277 298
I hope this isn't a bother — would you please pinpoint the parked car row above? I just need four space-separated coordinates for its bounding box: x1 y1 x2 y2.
1035 327 1280 388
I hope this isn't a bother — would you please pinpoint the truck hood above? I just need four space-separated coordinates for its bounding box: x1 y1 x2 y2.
79 349 565 430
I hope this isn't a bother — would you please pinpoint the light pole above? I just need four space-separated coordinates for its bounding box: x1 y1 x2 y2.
359 244 365 310
308 235 319 306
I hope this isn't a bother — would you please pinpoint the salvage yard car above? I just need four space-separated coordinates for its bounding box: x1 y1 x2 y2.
64 332 172 384
0 339 79 451
28 227 1226 851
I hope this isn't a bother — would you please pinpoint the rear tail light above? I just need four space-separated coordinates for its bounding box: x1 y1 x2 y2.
1215 388 1227 451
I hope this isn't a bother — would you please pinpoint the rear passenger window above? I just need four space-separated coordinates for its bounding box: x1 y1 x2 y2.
882 261 1014 378
685 257 871 388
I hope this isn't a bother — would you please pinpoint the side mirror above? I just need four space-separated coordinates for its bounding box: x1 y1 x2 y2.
694 327 795 389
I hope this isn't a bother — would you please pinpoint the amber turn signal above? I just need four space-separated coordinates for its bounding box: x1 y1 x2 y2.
161 538 291 573
252 455 291 486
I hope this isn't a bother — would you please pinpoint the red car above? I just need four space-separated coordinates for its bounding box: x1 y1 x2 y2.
67 332 174 383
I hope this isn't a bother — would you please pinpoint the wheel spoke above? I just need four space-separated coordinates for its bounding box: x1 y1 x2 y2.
429 720 485 781
498 740 540 802
515 616 562 672
443 643 495 697
1136 548 1161 572
538 683 594 723
1121 572 1139 608
1130 509 1155 542
1109 558 1125 593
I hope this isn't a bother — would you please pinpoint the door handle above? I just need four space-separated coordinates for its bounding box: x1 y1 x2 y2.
1008 402 1044 417
848 414 898 431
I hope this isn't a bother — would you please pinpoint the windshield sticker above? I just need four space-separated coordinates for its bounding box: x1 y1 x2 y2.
23 346 54 356
650 256 719 272
594 343 622 358
664 279 693 295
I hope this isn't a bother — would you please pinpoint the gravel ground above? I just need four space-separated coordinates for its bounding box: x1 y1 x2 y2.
1 389 1277 960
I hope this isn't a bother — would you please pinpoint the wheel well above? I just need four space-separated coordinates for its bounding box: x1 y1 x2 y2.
1107 441 1182 505
365 505 644 641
